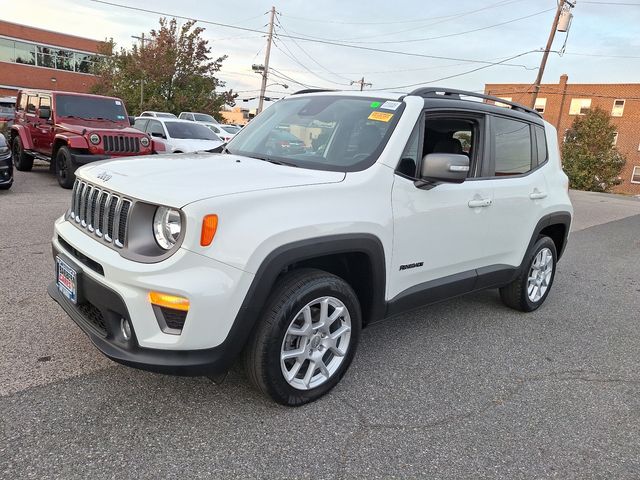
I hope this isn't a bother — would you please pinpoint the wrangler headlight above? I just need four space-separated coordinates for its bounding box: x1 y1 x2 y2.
153 206 182 250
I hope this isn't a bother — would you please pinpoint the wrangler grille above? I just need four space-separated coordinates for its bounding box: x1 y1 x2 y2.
70 180 132 248
103 135 140 154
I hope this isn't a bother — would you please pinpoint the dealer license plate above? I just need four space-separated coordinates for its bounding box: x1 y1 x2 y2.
56 256 78 304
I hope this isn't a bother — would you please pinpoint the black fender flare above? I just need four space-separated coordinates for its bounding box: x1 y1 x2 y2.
525 211 572 263
219 234 387 368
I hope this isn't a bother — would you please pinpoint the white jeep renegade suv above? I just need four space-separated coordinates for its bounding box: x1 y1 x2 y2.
49 88 573 405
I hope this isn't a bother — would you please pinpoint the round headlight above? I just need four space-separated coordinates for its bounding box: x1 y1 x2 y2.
153 206 182 250
89 133 101 145
140 136 150 148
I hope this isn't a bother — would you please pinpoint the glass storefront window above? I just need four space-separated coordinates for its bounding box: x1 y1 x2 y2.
0 38 14 62
14 40 35 65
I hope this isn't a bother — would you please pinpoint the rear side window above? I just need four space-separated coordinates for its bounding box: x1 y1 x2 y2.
18 94 27 111
493 117 532 176
534 125 548 166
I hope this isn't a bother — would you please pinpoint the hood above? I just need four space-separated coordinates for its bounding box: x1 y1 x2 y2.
77 153 346 207
56 121 143 136
170 138 223 152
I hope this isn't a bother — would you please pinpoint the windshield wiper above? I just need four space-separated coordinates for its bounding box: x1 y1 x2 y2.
206 143 228 154
89 117 118 123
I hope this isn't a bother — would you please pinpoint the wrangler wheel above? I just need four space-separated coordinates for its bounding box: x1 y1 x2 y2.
55 146 77 189
11 137 33 171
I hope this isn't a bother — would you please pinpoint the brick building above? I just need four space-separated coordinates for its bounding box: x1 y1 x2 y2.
485 75 640 195
0 20 103 97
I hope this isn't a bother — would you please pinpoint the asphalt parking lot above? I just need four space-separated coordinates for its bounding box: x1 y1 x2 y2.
1 162 640 479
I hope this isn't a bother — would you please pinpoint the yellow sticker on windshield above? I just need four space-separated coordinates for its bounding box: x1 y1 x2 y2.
368 111 393 122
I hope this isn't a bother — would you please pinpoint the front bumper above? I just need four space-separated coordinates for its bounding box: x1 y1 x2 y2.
48 279 234 375
49 216 255 374
70 153 110 165
0 155 13 186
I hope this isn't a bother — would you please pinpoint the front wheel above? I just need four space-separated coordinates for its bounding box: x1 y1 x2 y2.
55 146 77 189
500 236 557 312
12 136 33 171
244 269 361 406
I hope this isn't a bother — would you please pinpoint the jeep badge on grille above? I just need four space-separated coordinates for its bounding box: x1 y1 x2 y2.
96 171 112 182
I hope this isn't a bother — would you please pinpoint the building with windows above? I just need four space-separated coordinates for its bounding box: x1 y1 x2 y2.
0 20 103 97
485 75 640 195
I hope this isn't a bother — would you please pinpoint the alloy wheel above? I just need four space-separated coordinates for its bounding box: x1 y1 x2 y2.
280 296 352 391
527 247 553 302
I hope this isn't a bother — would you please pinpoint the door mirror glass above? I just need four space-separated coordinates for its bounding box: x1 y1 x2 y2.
38 106 51 119
420 153 469 183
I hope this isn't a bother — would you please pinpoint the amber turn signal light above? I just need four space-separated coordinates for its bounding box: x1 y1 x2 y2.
200 214 218 246
149 291 190 312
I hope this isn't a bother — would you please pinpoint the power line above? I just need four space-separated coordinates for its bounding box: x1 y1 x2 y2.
371 50 540 91
278 0 522 25
488 89 640 101
275 14 353 83
285 8 555 45
272 41 349 86
580 1 640 4
83 0 539 70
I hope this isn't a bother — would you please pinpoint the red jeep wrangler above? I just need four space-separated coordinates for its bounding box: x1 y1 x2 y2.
10 90 157 188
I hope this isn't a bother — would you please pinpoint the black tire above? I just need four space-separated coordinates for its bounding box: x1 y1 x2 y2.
55 146 77 189
500 236 557 312
11 136 33 171
244 268 362 406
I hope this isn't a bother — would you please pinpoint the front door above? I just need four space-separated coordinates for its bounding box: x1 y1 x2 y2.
33 95 53 155
389 111 493 303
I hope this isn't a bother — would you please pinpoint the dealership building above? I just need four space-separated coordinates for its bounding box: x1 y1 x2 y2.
0 20 102 98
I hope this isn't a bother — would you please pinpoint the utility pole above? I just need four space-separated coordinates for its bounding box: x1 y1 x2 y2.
257 6 276 115
351 77 372 91
131 33 150 112
529 0 574 108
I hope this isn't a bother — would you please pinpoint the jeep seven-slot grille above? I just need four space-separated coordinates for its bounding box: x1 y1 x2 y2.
70 180 132 248
103 135 140 154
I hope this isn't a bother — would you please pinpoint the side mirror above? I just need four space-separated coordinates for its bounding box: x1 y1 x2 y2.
38 107 51 120
128 116 135 126
151 132 166 139
420 153 469 184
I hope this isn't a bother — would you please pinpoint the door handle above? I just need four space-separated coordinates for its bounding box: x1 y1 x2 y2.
529 191 547 200
468 198 492 208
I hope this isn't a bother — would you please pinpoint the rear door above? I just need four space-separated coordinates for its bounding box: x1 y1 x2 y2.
479 114 549 270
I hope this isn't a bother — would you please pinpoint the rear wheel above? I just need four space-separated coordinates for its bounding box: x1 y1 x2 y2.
11 136 33 171
244 269 361 406
500 236 557 312
55 146 77 189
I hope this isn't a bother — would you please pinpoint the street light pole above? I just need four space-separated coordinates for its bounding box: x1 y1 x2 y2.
131 33 150 112
257 6 276 115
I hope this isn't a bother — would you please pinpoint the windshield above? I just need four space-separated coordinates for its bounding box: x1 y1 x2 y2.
226 96 404 172
56 95 128 122
157 112 177 118
165 121 221 140
193 113 216 122
221 125 241 134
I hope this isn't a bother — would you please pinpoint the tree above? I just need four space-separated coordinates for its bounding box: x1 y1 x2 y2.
91 18 236 118
561 107 626 192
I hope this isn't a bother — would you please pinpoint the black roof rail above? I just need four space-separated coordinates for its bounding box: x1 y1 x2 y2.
292 89 337 95
408 87 542 118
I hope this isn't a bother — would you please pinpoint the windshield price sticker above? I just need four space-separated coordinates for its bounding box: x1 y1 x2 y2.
368 111 394 122
380 101 401 111
115 100 122 105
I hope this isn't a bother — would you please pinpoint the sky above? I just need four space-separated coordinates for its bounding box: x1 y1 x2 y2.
2 0 639 107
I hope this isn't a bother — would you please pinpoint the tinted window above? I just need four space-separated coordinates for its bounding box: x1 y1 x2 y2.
535 125 547 166
193 113 215 122
164 122 219 140
493 117 532 176
146 120 165 137
134 118 149 131
56 95 127 122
